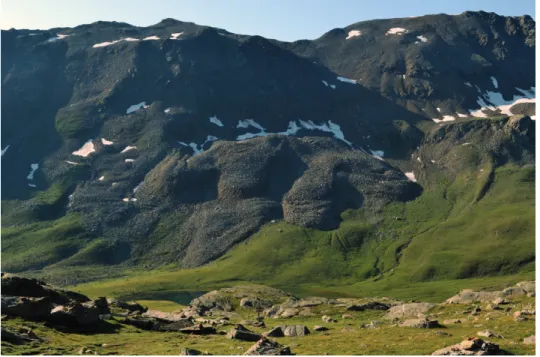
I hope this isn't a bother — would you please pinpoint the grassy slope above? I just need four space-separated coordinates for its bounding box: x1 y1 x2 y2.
72 164 535 302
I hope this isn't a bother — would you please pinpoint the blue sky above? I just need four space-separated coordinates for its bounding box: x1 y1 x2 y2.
1 0 535 41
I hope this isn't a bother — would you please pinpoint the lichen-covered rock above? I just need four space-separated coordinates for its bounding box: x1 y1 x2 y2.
432 338 502 355
227 324 262 341
399 318 441 328
385 303 435 319
243 337 292 355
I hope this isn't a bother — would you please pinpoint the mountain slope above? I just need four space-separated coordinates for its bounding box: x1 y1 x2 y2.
282 11 535 120
1 12 535 287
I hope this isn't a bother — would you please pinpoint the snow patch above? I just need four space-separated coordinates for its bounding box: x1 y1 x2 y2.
346 30 362 39
405 172 417 182
298 120 352 145
1 145 10 156
322 80 328 87
180 136 219 155
126 102 148 114
164 108 171 113
531 115 536 120
28 183 37 188
464 82 472 87
26 163 39 180
92 37 140 48
237 119 265 131
143 36 160 41
125 159 135 163
431 160 436 163
278 121 301 136
330 84 336 89
98 176 105 181
170 32 183 39
386 27 407 35
236 132 268 141
236 119 268 141
123 198 130 202
337 76 356 84
416 35 428 42
370 150 384 157
491 77 499 89
72 140 96 157
457 113 469 118
101 138 114 145
47 34 70 42
121 146 137 154
432 116 456 123
65 161 79 165
417 157 422 163
469 87 536 118
209 115 224 127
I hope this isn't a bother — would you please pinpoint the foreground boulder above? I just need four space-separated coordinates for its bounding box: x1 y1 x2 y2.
107 298 147 314
1 274 89 304
2 296 53 319
282 325 310 337
143 309 189 322
227 324 262 341
49 298 110 326
263 325 310 338
1 327 41 345
322 315 337 323
1 274 109 328
385 303 435 319
446 281 536 305
173 323 214 335
432 338 502 355
399 318 441 329
243 337 293 355
346 302 390 311
446 290 503 305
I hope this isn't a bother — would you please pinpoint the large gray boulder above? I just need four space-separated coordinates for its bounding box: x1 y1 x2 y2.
227 324 262 342
1 296 53 319
243 337 293 355
385 303 435 319
432 338 502 355
399 318 441 328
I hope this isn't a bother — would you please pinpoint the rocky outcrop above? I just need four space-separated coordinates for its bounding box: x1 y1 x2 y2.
227 324 262 341
432 338 502 355
107 298 147 314
446 281 535 304
243 337 293 355
262 325 310 338
346 302 390 311
2 296 54 319
1 327 41 345
399 318 441 328
385 303 435 319
322 315 337 323
1 274 89 304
